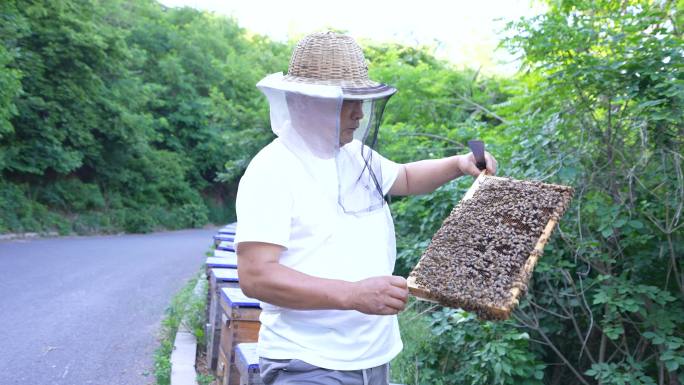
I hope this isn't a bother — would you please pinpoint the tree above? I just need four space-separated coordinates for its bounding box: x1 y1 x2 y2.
500 1 683 384
0 0 291 233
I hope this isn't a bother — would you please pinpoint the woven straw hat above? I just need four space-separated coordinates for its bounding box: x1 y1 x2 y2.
283 31 396 100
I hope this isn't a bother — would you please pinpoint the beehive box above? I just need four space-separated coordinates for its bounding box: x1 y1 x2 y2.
234 343 263 385
218 288 261 385
206 255 239 279
217 346 230 385
207 268 241 371
408 173 574 320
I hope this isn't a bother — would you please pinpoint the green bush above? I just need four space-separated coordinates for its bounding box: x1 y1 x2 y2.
72 212 117 235
202 193 236 226
122 208 156 234
0 180 70 233
171 203 209 229
36 179 105 212
387 2 684 384
392 303 544 385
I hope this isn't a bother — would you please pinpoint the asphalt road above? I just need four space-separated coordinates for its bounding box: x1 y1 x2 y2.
0 228 218 385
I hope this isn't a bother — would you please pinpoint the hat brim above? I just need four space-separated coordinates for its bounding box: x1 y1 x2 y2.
342 84 397 100
282 74 396 100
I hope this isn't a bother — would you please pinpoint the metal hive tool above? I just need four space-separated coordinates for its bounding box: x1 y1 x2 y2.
407 172 574 320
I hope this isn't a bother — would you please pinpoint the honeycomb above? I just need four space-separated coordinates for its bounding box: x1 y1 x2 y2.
408 175 574 320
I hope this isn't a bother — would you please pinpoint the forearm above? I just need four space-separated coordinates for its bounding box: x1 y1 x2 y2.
238 261 353 310
237 241 408 314
396 156 463 195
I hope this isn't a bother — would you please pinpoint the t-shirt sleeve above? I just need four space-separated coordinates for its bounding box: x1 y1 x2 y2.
234 150 293 249
372 149 401 195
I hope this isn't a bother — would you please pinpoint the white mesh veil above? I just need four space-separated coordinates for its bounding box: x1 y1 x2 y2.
257 72 394 214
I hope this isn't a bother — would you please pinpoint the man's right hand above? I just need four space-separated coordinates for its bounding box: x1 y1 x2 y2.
346 276 409 315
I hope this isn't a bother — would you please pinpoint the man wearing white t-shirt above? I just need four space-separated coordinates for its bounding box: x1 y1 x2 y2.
235 32 497 385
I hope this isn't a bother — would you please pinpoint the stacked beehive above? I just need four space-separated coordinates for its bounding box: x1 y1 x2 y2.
206 223 263 385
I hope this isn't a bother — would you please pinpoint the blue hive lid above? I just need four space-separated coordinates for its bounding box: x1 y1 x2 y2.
218 227 236 235
209 249 237 263
221 287 260 308
211 268 239 282
217 241 235 252
213 249 237 259
206 254 237 269
213 234 235 241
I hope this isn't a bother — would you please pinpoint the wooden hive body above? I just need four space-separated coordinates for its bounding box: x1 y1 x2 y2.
218 288 261 385
207 268 241 371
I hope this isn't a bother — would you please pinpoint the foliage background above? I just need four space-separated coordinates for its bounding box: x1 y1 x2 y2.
0 0 288 234
1 0 682 384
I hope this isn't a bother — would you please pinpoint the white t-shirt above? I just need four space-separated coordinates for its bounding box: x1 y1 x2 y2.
234 138 403 371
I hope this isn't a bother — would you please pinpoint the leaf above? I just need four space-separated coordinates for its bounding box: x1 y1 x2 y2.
604 324 625 341
628 220 644 229
593 291 610 305
642 331 657 340
601 228 614 238
665 360 679 372
666 339 682 350
512 332 530 340
636 99 667 109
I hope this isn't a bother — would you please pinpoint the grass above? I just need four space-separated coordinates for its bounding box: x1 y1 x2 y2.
153 268 211 385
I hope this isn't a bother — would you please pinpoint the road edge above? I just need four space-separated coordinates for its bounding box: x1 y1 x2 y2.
170 279 205 385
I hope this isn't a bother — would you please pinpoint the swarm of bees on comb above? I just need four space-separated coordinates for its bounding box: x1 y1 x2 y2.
407 174 574 320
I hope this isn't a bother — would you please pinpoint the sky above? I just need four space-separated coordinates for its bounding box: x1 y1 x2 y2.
157 0 546 75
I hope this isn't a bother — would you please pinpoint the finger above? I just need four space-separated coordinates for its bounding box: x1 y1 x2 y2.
378 307 399 316
384 297 407 312
388 286 409 302
462 160 481 177
483 152 496 174
485 152 497 175
390 276 407 288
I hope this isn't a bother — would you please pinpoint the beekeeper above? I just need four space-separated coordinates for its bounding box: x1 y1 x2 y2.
235 31 497 385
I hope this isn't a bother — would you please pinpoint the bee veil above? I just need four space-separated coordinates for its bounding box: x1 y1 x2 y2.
257 32 396 215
